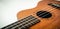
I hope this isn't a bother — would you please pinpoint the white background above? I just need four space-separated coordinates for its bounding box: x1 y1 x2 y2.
0 0 41 28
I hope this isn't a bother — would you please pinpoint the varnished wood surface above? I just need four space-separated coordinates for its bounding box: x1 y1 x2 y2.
17 0 60 29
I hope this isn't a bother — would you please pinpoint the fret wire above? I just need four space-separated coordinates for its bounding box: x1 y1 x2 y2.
1 15 33 29
23 18 39 27
9 16 33 29
3 15 35 29
1 15 40 29
20 18 40 29
12 16 35 29
14 18 40 29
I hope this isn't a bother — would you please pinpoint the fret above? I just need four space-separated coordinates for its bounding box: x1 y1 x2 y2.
12 16 35 29
1 15 40 29
1 15 33 29
14 17 40 29
20 18 40 29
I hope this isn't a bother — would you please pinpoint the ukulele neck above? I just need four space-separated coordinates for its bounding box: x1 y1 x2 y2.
1 15 40 29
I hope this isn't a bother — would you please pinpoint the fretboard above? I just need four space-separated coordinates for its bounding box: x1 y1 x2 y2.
1 15 40 29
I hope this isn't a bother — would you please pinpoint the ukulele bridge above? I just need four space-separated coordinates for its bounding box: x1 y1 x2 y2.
48 3 60 9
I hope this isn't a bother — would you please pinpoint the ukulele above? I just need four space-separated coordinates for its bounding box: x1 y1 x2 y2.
1 0 60 29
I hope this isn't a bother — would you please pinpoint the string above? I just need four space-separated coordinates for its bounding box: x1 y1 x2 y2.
5 7 55 29
2 16 33 29
5 6 55 29
34 4 56 17
11 16 36 29
12 6 56 29
3 3 57 29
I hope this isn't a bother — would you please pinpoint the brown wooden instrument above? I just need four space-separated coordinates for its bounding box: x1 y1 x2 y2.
2 0 60 29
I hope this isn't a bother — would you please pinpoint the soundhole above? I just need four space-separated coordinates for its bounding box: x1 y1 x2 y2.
36 11 52 18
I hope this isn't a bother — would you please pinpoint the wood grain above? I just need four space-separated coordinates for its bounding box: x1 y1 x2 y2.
17 0 60 29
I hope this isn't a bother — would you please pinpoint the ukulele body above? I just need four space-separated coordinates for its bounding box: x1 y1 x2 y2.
17 0 60 29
